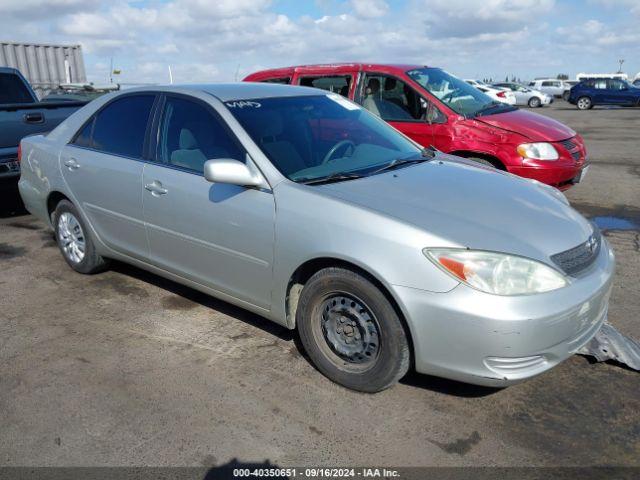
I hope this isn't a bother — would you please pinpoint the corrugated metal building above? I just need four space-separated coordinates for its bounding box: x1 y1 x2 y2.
0 41 86 98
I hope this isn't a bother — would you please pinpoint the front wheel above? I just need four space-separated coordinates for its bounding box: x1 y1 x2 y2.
528 97 541 108
562 91 570 101
54 200 109 274
297 267 410 392
577 97 592 110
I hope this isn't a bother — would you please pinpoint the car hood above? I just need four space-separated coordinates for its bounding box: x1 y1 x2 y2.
317 156 593 265
474 108 576 141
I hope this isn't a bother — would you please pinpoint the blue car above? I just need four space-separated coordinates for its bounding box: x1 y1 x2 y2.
568 78 640 110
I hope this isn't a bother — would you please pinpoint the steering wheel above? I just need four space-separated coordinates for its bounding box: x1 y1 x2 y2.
441 88 460 103
322 140 356 164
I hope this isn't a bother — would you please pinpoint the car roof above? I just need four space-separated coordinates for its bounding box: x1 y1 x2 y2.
245 63 428 79
0 66 19 74
116 82 324 101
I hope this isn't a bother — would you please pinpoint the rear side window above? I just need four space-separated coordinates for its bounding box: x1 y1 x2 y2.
299 76 351 97
0 73 34 104
542 81 553 87
260 77 291 84
91 95 155 158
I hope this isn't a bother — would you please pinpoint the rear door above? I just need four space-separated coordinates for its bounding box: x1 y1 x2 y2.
142 94 275 308
60 94 157 260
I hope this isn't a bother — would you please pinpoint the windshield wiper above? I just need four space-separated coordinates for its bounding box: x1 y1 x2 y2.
473 102 515 117
299 171 364 185
369 148 436 176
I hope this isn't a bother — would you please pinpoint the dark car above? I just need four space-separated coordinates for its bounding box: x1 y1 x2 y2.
568 78 640 110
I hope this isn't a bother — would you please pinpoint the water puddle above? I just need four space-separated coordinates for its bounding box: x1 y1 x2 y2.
591 216 639 231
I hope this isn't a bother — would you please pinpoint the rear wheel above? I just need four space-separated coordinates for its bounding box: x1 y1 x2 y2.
53 200 109 274
562 91 570 101
577 97 592 110
297 267 410 392
528 97 541 108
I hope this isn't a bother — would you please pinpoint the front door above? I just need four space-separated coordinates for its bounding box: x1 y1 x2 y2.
60 94 156 260
142 94 276 308
355 72 447 149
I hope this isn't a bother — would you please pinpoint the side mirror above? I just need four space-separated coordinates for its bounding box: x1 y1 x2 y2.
203 158 263 187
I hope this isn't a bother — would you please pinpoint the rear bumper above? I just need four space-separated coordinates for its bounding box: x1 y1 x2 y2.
393 238 615 387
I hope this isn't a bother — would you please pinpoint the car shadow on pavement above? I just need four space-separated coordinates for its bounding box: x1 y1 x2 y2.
0 179 28 218
110 260 297 344
110 260 502 398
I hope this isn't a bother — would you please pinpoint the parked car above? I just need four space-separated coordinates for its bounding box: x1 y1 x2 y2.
19 83 614 392
492 82 553 107
634 78 640 88
568 78 640 110
528 79 570 98
464 80 516 105
0 67 87 182
43 83 120 103
246 64 588 190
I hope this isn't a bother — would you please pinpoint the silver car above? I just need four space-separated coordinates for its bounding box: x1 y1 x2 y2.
492 82 553 108
18 84 614 392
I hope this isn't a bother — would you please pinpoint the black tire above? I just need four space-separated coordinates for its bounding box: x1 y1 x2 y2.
562 91 570 102
53 200 109 274
297 267 410 392
577 96 592 110
528 96 541 108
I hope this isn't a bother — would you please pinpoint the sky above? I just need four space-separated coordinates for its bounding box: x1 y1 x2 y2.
2 0 640 85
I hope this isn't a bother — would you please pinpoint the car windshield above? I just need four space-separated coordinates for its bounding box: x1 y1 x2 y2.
407 67 517 117
225 94 423 183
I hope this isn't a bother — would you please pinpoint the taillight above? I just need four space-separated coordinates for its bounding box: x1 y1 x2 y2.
17 143 22 163
496 91 506 98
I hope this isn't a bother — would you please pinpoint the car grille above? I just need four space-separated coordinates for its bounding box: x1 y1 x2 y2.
550 227 601 276
559 137 582 161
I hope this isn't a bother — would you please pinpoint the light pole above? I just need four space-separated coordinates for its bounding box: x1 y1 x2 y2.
618 59 625 74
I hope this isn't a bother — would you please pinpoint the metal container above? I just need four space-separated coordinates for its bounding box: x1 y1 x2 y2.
0 41 86 99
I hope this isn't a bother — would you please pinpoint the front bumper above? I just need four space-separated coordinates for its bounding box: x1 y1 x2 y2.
392 238 615 387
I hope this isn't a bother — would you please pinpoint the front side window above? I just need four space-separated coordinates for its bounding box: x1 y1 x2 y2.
359 74 428 122
299 76 351 97
226 94 421 183
407 67 516 118
542 81 553 87
608 79 627 90
91 95 155 158
157 96 244 173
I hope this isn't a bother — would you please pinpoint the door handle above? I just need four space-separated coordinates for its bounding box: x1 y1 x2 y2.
63 158 80 170
24 112 44 124
144 180 168 196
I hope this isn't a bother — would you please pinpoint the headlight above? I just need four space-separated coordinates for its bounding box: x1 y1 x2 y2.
423 248 568 295
517 142 559 160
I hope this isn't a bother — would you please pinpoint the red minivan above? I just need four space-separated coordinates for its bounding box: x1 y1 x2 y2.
244 64 588 189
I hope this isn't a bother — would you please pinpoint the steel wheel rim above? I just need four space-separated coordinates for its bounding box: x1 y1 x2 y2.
58 212 86 264
316 293 381 369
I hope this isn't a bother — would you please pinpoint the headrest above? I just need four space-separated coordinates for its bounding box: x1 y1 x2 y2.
179 128 198 150
384 78 396 90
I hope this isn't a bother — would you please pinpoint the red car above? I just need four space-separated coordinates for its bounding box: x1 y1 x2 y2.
244 64 588 190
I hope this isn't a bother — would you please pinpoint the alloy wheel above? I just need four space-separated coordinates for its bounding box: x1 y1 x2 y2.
57 212 86 264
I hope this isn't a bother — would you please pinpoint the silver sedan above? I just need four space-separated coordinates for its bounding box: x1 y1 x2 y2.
493 82 553 108
18 83 614 392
